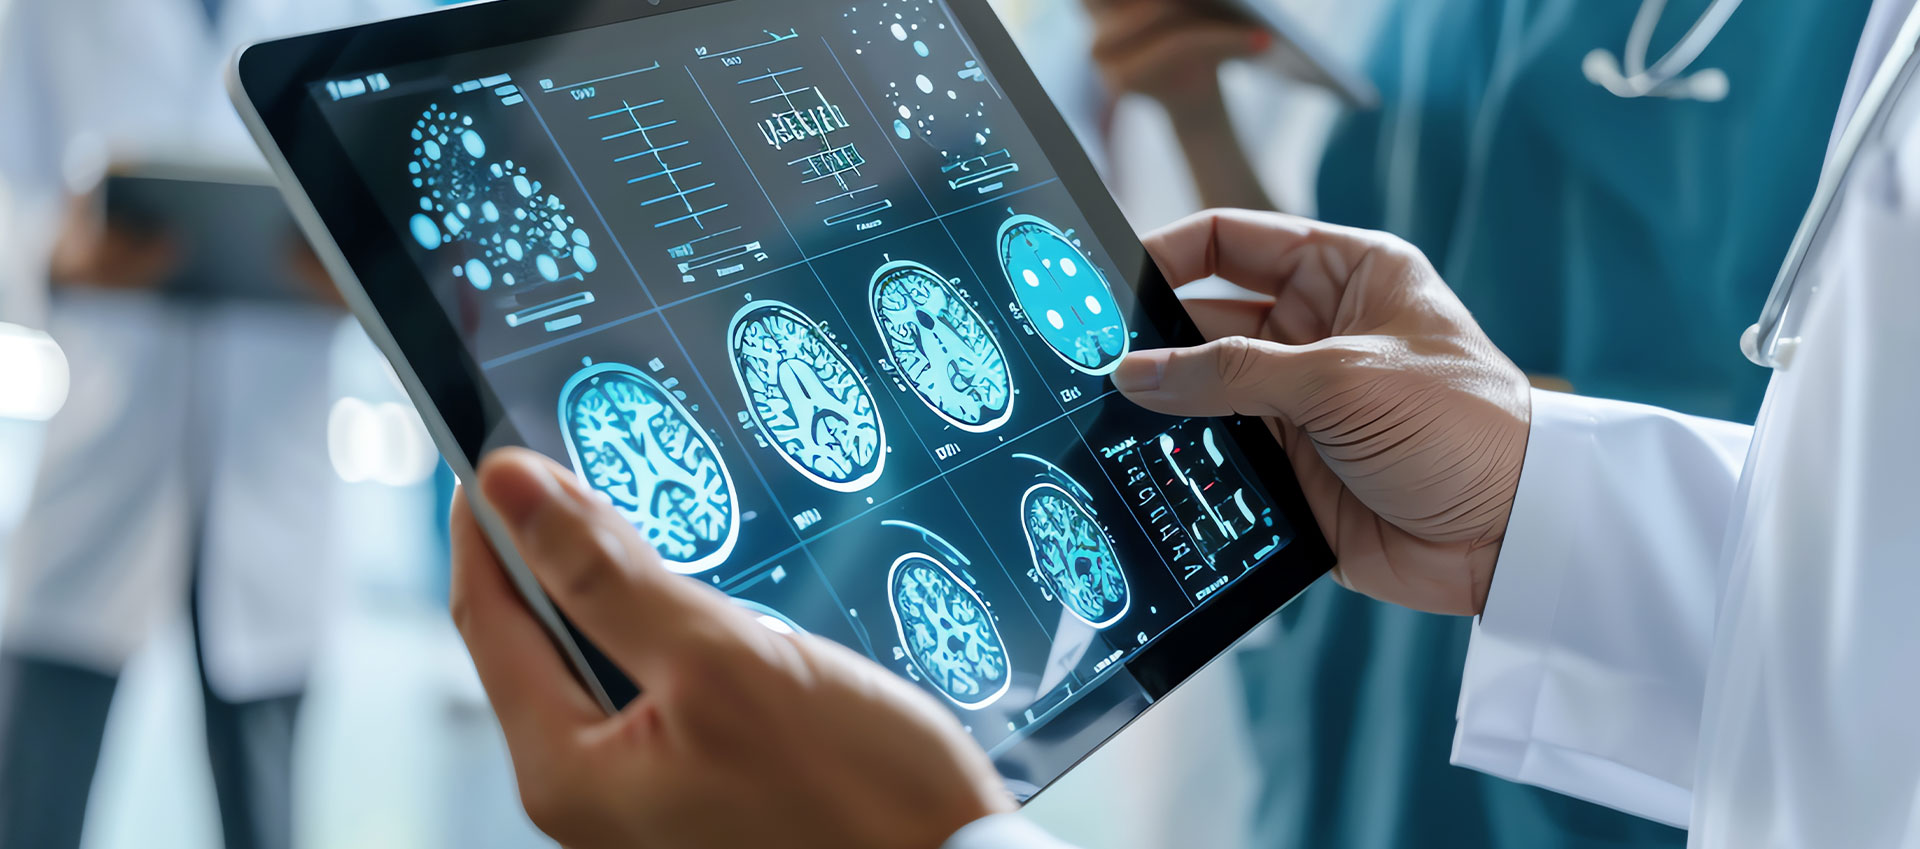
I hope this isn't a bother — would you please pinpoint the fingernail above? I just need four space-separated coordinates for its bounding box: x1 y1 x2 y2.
1112 353 1167 394
480 452 561 530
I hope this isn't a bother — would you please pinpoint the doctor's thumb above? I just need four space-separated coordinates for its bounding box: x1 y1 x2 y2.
1113 336 1313 420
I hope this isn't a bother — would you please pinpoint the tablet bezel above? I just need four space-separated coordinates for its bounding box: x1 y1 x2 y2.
230 0 1336 797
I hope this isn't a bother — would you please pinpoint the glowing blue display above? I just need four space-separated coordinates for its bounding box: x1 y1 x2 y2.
889 553 1010 709
1022 483 1130 629
870 261 1014 433
560 361 738 574
729 301 887 492
406 106 598 296
997 214 1129 375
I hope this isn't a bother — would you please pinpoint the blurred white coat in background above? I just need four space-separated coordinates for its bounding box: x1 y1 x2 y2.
0 0 427 705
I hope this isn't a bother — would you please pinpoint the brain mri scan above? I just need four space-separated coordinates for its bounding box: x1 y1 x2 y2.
734 598 806 635
559 361 738 574
997 214 1129 375
405 106 599 295
869 261 1014 432
889 553 1011 709
1022 483 1130 629
729 301 888 492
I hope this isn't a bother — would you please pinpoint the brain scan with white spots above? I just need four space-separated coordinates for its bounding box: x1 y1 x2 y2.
404 106 599 296
998 214 1129 375
889 553 1010 709
560 361 738 574
1022 483 1130 629
729 301 887 492
869 261 1014 433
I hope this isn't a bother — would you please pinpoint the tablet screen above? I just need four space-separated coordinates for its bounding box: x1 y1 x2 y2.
304 0 1304 795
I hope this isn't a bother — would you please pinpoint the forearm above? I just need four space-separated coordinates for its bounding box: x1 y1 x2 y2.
1454 390 1752 826
1163 88 1276 212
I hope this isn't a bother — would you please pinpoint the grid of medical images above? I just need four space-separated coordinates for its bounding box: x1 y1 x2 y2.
316 0 1297 763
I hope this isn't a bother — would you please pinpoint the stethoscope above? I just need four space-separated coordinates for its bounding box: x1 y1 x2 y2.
1585 0 1920 369
1742 2 1920 368
1583 0 1745 102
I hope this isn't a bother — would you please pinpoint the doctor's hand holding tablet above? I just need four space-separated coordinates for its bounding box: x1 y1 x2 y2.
450 455 1012 849
452 210 1532 847
234 0 1920 844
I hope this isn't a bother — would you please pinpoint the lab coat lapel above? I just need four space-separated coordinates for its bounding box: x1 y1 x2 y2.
1691 4 1920 843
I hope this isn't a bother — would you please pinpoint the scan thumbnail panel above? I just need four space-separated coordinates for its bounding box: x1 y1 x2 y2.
486 313 798 585
941 183 1142 404
803 483 1073 750
683 14 938 259
666 264 943 539
805 218 1064 469
1072 405 1298 603
523 28 807 303
327 85 657 364
824 0 1052 214
942 418 1195 656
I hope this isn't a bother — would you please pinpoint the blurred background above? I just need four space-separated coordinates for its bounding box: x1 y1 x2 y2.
0 0 1870 847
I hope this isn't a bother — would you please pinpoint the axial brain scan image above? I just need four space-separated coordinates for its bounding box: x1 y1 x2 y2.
997 214 1129 375
889 553 1011 709
870 261 1014 432
729 301 888 492
1022 483 1130 628
559 361 738 574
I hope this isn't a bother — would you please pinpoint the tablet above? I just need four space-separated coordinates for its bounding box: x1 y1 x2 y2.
103 167 314 303
231 0 1333 800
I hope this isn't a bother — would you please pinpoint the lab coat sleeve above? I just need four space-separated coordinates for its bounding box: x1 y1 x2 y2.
943 814 1086 849
1452 389 1753 827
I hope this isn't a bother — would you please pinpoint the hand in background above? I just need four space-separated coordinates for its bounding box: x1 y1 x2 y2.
451 449 1013 849
1081 0 1276 211
1116 210 1532 616
1083 0 1268 110
47 192 178 290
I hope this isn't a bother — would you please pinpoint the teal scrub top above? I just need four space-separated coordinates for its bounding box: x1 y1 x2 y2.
1239 1 1870 847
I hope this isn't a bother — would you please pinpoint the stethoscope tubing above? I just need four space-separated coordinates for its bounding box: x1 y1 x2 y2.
1745 2 1920 368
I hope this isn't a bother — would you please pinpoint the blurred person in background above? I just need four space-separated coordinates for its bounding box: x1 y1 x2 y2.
0 1 432 847
1077 0 1871 846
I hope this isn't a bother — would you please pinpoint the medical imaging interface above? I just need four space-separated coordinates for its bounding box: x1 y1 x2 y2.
315 0 1297 776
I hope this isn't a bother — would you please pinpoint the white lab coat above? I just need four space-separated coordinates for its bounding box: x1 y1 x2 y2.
0 0 424 702
1452 0 1920 843
949 1 1920 847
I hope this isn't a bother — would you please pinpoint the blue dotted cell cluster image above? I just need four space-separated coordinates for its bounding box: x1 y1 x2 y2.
1021 483 1130 629
997 214 1129 375
889 553 1010 710
406 106 600 295
869 261 1014 433
559 361 739 574
844 0 1025 197
729 301 887 493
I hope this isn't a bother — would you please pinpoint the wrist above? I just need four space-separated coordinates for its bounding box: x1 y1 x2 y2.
1158 80 1231 125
